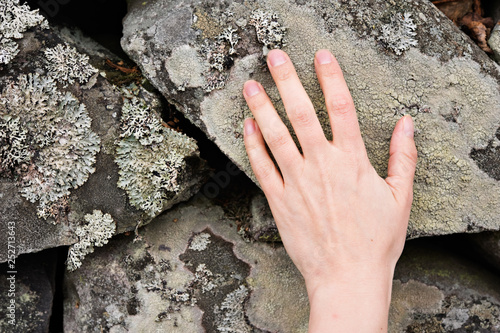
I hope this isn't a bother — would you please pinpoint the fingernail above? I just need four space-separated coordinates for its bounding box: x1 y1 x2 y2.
316 50 333 64
244 118 256 135
403 115 414 138
244 81 261 97
268 50 287 67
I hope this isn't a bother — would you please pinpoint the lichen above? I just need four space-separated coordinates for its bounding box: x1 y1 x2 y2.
214 285 252 333
379 12 418 55
0 73 101 220
249 9 287 49
199 27 241 92
188 232 211 251
0 0 48 64
0 115 30 171
44 43 98 86
115 95 198 216
66 210 116 272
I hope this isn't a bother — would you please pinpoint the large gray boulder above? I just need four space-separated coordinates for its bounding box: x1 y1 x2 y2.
63 193 500 332
122 0 500 238
0 1 208 262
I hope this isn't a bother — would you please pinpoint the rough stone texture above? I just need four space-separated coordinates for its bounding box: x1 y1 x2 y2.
0 248 58 333
63 195 308 333
390 241 500 332
122 0 500 238
0 24 208 262
490 23 500 64
63 194 500 332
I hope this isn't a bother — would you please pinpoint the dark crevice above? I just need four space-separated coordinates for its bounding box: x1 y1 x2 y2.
470 127 500 181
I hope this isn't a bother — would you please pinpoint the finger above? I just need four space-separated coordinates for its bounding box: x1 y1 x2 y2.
243 118 284 197
266 49 328 156
314 49 364 151
243 80 303 180
385 116 418 205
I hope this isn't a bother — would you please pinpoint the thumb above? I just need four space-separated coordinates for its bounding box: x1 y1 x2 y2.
385 115 418 204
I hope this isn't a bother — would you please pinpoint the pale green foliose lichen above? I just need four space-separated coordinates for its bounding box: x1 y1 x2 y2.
249 9 286 49
215 285 252 333
44 43 98 86
0 115 30 170
0 0 48 64
115 97 198 216
66 210 116 272
0 73 101 220
379 12 418 55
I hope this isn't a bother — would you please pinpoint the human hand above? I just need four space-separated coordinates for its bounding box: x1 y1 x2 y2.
242 49 417 332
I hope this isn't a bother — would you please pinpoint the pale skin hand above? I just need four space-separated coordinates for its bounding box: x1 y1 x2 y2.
242 49 417 332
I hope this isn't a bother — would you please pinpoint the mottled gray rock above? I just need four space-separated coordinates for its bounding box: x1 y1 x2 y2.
63 195 308 333
0 249 58 333
122 0 500 238
489 23 500 64
390 241 500 332
248 193 279 242
62 194 500 332
0 15 208 262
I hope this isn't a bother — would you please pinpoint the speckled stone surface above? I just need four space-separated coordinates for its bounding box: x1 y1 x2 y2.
122 0 500 238
0 24 208 262
63 195 500 332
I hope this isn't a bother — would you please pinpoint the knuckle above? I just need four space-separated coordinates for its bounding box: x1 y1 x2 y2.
397 151 417 174
274 65 293 82
247 93 268 110
290 103 315 127
254 158 276 180
330 95 354 117
321 63 343 79
245 137 261 153
263 128 289 150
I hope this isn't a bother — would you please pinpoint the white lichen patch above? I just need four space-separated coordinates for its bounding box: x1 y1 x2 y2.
0 115 30 170
249 9 286 49
120 97 164 145
115 96 198 216
0 0 48 64
188 232 211 251
44 43 98 86
215 285 252 333
0 73 101 220
194 263 225 293
66 210 116 271
379 12 418 55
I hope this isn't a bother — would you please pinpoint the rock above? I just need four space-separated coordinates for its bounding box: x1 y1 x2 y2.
0 248 58 333
0 1 208 262
248 193 280 242
63 195 308 333
122 0 500 238
390 240 500 332
489 23 500 64
62 193 500 332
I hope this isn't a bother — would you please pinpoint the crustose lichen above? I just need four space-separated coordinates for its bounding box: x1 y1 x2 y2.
115 96 198 217
0 73 101 220
66 210 116 272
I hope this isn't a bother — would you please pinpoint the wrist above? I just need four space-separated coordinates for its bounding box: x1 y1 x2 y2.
305 262 395 333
